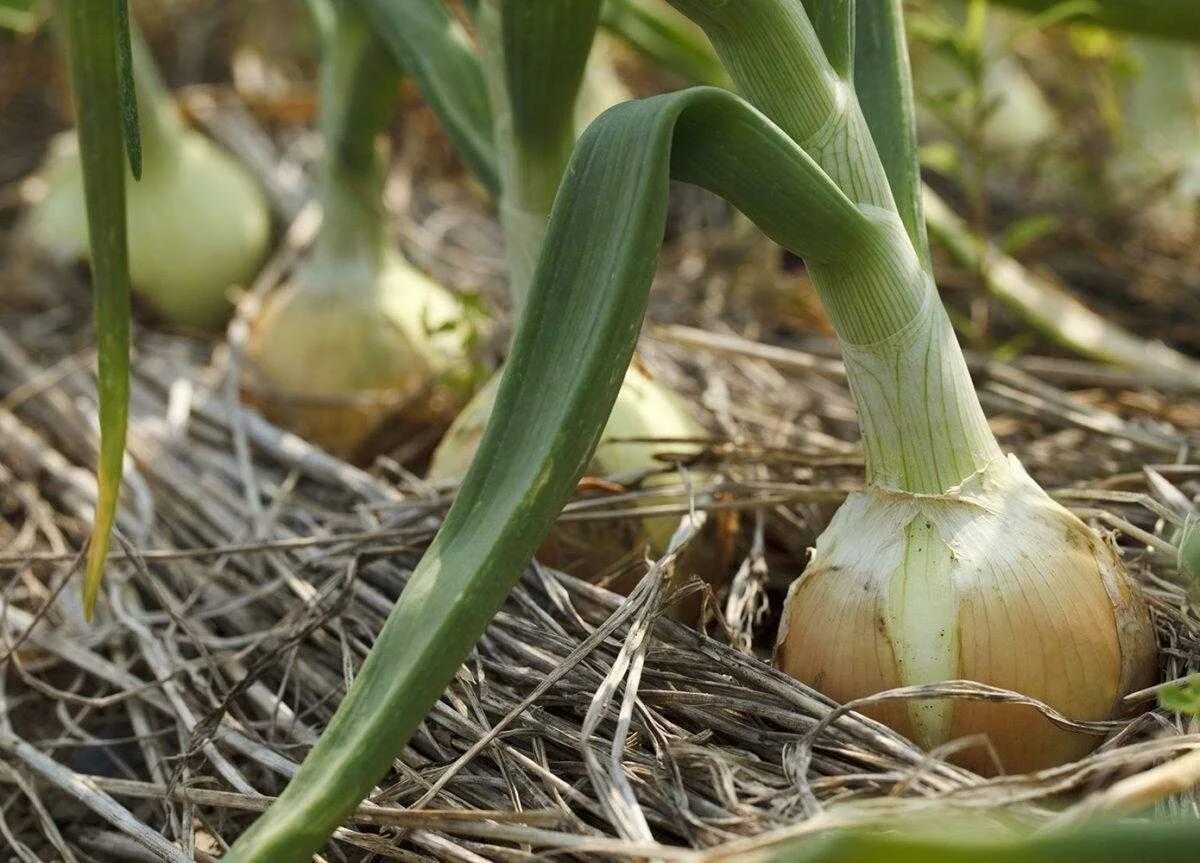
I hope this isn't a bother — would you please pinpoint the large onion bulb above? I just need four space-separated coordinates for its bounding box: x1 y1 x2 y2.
776 455 1157 775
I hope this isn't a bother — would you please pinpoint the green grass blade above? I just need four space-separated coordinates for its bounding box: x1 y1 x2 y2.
601 0 730 87
61 0 134 618
853 0 929 264
984 0 1200 42
224 86 867 862
356 0 499 193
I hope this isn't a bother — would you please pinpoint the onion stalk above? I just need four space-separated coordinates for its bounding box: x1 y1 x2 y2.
243 1 479 460
664 0 1157 773
23 27 269 332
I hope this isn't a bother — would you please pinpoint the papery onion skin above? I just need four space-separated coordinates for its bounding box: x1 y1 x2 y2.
775 455 1158 775
244 254 477 460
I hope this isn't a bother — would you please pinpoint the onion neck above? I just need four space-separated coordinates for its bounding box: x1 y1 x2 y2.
310 4 399 281
667 0 998 494
810 209 1002 494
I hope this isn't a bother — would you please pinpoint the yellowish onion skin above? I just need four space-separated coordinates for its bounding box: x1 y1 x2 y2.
244 255 476 460
775 456 1157 776
430 362 733 617
24 130 269 331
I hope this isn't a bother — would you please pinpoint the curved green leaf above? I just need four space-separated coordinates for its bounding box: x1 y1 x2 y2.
62 0 134 618
600 0 730 87
356 0 499 193
225 85 866 862
667 0 898 220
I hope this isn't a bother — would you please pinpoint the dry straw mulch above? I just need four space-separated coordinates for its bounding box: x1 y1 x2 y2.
2 277 1200 860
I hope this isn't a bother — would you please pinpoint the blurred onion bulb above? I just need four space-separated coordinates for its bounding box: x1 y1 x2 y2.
22 43 268 331
430 362 732 614
245 253 478 459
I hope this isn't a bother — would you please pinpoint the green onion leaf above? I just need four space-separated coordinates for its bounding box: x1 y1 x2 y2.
61 0 134 618
801 0 854 78
500 0 601 152
226 86 866 862
357 0 499 193
600 0 730 87
114 0 141 179
852 0 929 263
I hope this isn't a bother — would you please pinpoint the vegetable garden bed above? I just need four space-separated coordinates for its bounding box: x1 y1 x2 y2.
3 1 1200 860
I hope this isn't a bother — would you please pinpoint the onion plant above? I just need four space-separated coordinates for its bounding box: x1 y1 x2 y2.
425 0 722 587
54 0 137 618
243 0 481 459
678 0 1156 776
24 22 269 331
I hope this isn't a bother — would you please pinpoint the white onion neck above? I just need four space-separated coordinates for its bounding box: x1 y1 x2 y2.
810 209 1002 494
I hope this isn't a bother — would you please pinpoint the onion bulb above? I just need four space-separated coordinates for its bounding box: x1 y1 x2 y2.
776 454 1157 775
243 5 482 460
244 253 478 460
22 76 269 331
430 361 733 615
751 199 1162 774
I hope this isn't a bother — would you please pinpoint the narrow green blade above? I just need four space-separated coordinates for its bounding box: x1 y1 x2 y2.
114 0 141 179
600 0 730 87
225 86 867 862
356 0 499 193
985 0 1200 42
853 0 929 264
62 0 134 618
